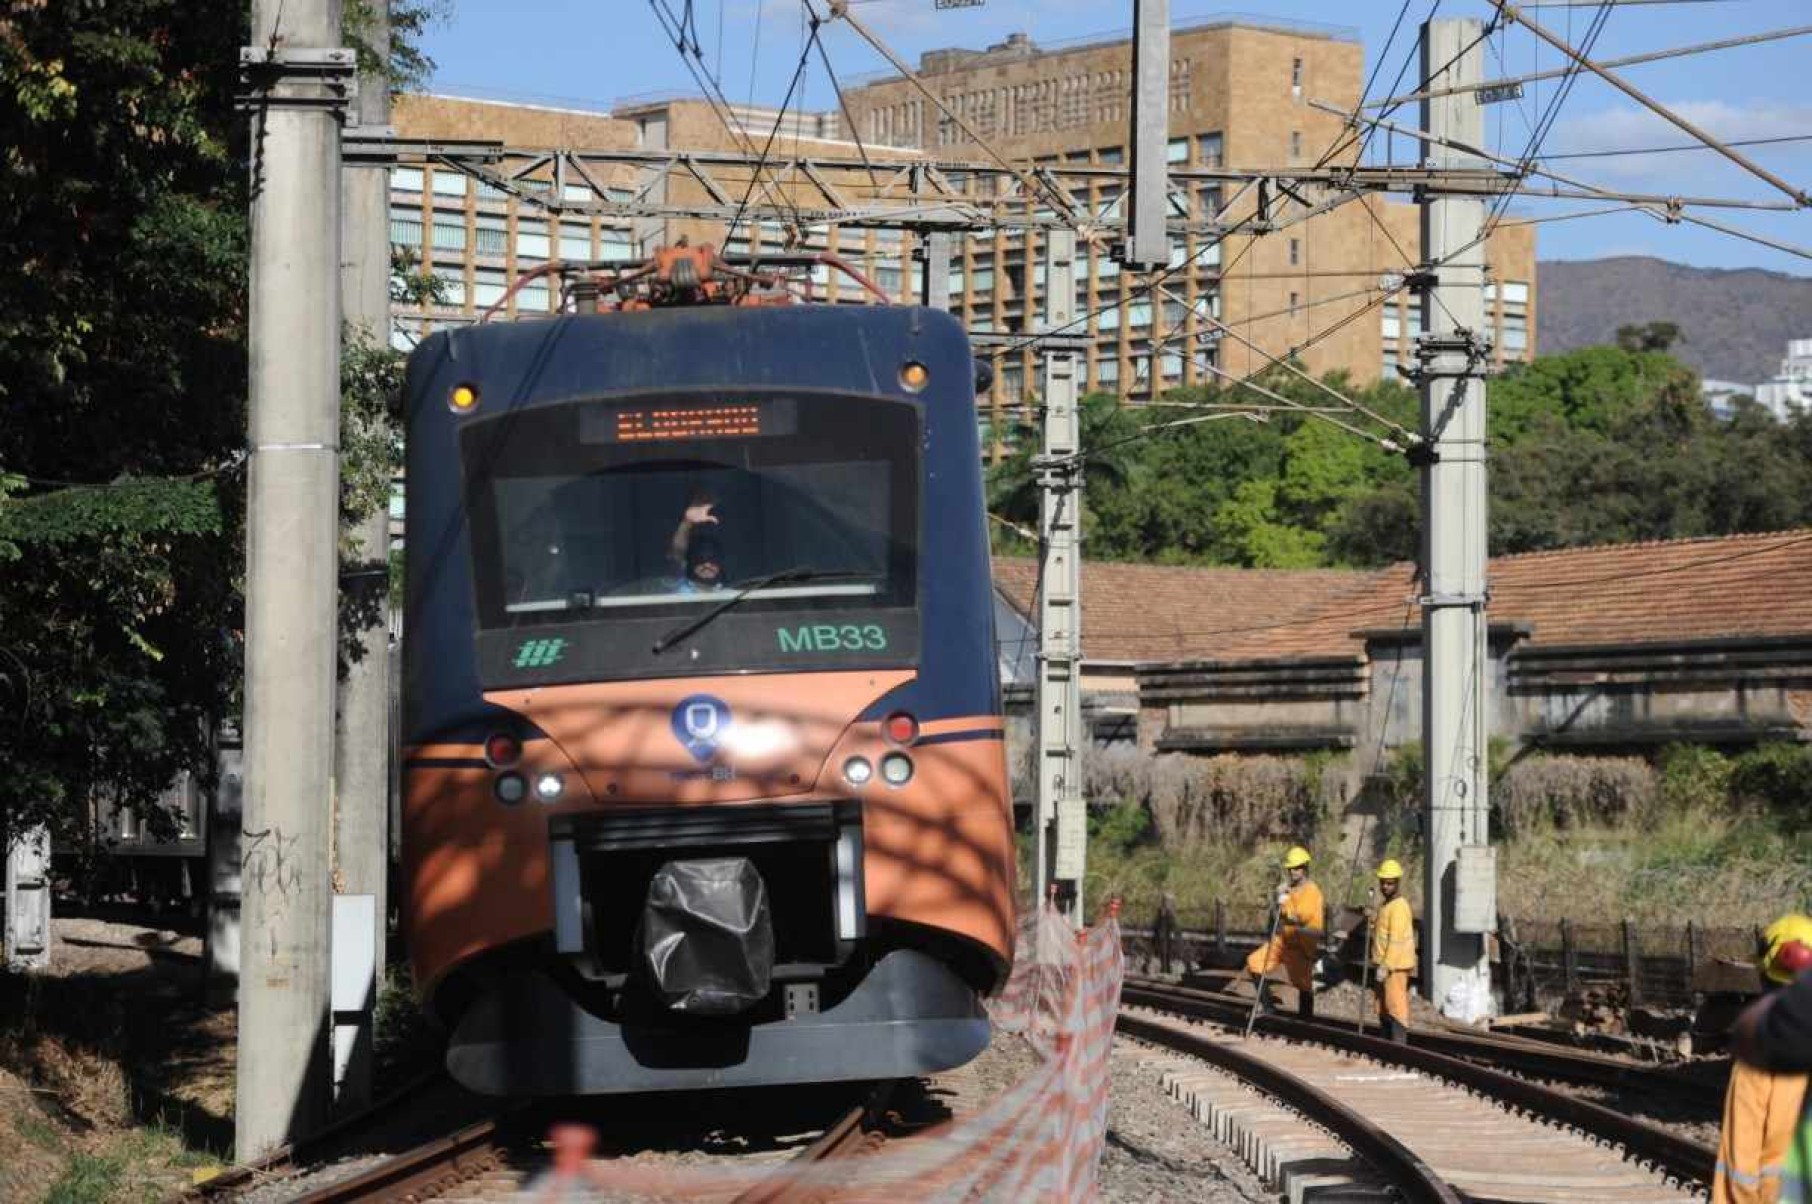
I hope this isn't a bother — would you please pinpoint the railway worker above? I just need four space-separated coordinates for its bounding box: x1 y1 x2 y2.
668 494 728 593
1370 859 1416 1043
1245 845 1325 1019
1716 914 1812 1204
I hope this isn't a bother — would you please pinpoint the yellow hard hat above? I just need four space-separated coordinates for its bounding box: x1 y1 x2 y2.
1377 858 1404 881
1761 914 1812 984
1283 846 1312 869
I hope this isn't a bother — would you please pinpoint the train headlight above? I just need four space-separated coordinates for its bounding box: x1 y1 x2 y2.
494 772 527 805
898 360 929 393
534 772 564 802
880 753 914 787
843 756 873 786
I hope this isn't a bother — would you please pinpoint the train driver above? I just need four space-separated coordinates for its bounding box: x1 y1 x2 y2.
669 494 728 594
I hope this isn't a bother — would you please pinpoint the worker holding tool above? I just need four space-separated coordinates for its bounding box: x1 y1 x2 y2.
1245 845 1325 1019
1370 859 1417 1043
1714 913 1812 1204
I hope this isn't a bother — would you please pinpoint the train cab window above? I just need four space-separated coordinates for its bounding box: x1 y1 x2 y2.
459 393 921 680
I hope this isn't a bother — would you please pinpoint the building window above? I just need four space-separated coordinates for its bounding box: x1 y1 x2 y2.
1290 130 1302 161
516 219 550 261
1128 301 1153 328
1503 281 1530 305
1098 145 1123 165
599 227 634 261
1098 305 1121 332
391 166 424 194
560 182 593 202
1382 356 1400 382
1163 299 1186 326
473 214 508 257
1096 357 1120 388
1289 238 1300 266
475 178 509 201
1168 242 1189 270
1503 312 1528 351
431 265 465 306
972 267 996 294
1000 363 1025 400
473 266 508 308
1197 185 1222 219
1291 57 1303 100
1383 310 1401 340
1162 351 1184 379
388 208 422 251
430 170 468 199
517 283 550 312
1166 137 1189 163
970 315 994 333
1198 132 1223 168
430 213 465 253
556 223 591 260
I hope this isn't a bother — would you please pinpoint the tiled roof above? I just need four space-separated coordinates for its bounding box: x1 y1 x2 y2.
992 529 1812 666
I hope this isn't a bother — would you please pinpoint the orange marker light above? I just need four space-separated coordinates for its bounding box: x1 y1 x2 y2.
899 361 930 393
449 383 480 412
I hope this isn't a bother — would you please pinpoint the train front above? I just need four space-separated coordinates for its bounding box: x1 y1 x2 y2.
400 304 1016 1095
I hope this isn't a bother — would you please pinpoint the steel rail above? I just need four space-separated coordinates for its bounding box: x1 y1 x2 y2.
179 1068 448 1200
286 1112 523 1204
729 1082 892 1204
1116 1011 1462 1204
1124 980 1716 1187
1145 974 1727 1107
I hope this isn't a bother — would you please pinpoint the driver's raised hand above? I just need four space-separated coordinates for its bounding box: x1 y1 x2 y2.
684 501 718 526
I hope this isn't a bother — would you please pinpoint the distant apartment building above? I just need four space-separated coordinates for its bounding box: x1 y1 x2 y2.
1754 339 1812 421
385 16 1536 445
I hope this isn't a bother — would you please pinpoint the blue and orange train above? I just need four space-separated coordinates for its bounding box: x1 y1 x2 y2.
400 247 1016 1094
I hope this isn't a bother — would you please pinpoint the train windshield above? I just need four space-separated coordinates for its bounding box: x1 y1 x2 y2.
460 393 919 679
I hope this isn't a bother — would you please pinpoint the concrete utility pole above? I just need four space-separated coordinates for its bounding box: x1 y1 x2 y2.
1034 228 1086 925
1416 17 1496 1018
4 826 50 971
1120 0 1171 272
333 0 392 1113
236 0 353 1160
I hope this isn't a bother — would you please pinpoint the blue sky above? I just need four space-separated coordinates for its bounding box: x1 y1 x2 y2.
419 1 1812 275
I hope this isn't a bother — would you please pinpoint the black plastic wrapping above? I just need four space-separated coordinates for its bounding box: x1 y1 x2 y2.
640 857 774 1015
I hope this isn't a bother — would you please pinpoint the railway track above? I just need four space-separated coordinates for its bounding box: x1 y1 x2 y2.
1122 978 1715 1201
1155 973 1729 1108
253 1081 893 1203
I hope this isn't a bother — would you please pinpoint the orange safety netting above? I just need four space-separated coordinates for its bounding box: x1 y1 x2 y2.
523 905 1126 1201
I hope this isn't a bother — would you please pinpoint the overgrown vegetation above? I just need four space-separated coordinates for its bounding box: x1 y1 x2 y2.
989 340 1812 569
1082 742 1812 927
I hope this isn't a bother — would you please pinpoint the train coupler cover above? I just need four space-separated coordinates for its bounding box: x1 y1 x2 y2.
640 857 774 1015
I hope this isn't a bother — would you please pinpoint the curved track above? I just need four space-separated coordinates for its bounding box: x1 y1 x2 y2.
1123 978 1715 1198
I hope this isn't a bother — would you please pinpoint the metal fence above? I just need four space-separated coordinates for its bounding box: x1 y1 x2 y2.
1122 901 1764 1012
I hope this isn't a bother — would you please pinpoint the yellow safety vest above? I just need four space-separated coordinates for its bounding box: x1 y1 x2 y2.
1371 896 1417 972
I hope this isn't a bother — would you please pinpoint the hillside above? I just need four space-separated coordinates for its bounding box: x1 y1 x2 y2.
1536 256 1812 386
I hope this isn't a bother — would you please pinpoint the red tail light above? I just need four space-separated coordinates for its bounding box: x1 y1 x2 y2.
883 713 919 746
484 733 522 767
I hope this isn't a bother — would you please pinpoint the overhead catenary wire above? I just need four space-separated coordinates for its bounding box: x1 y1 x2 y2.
1489 0 1812 208
1373 24 1812 109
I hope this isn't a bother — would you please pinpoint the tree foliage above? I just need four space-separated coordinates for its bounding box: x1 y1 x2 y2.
989 346 1812 570
0 3 425 849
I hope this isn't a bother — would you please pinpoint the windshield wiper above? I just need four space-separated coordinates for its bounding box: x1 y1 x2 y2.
650 567 869 654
